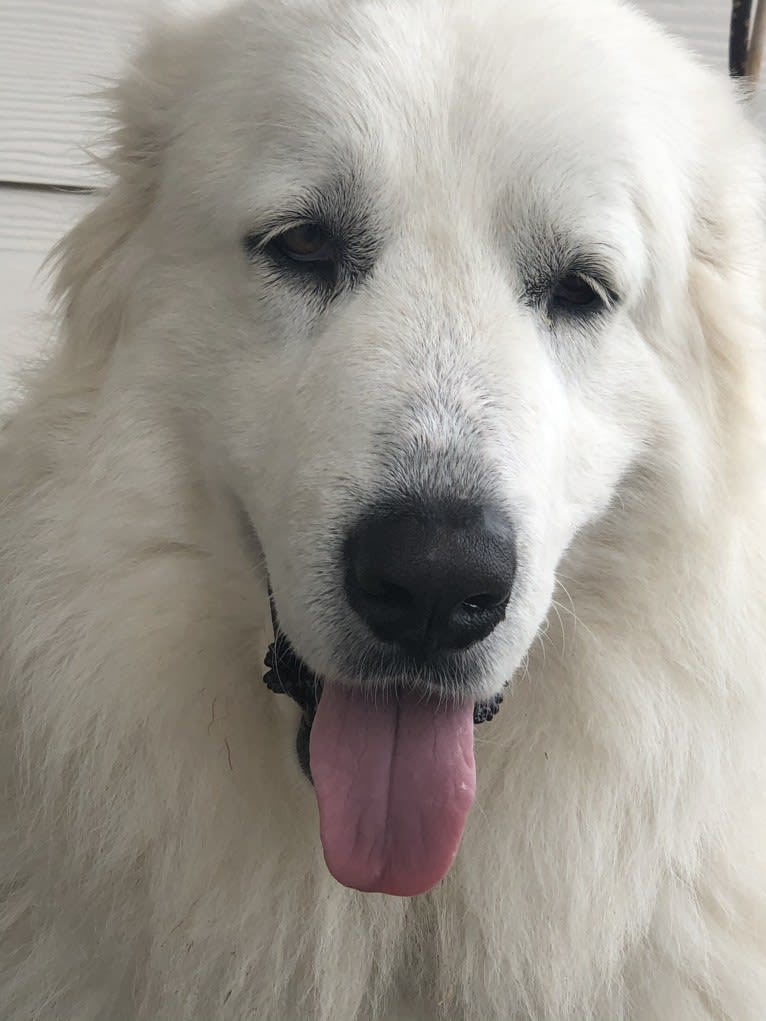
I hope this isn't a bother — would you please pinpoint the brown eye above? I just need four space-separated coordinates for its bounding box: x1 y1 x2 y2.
551 273 602 311
272 223 335 263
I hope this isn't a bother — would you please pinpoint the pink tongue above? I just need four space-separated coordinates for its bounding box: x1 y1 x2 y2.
309 683 476 897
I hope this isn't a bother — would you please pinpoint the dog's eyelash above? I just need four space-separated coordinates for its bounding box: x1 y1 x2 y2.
527 264 620 322
244 222 341 289
243 223 332 259
566 273 616 310
244 213 379 296
245 218 324 251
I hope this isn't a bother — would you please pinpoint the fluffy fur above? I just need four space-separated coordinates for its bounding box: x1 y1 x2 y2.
2 0 766 1017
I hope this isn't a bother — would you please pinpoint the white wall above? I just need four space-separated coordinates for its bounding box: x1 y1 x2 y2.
641 0 730 67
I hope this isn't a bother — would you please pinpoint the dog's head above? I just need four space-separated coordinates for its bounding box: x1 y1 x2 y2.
57 0 765 894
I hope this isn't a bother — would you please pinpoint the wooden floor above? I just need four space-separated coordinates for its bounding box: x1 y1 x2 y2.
0 0 733 412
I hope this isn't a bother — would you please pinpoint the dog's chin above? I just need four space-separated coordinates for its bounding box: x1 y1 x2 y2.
332 641 498 699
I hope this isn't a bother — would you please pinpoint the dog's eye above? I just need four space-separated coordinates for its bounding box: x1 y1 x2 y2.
269 223 335 264
550 273 603 312
245 221 340 288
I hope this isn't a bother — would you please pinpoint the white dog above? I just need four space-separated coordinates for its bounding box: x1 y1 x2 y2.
2 0 766 1017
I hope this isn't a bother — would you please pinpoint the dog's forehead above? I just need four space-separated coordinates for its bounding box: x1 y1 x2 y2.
160 0 691 254
195 0 650 154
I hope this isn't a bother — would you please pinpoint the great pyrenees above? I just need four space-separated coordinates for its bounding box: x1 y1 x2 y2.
2 0 766 1018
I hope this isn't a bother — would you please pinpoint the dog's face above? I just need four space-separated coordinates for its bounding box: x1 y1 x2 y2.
66 0 765 896
121 0 748 704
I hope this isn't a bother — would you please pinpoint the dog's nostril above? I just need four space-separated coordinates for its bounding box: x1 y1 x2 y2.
446 592 510 648
354 574 415 633
356 571 409 605
461 592 509 613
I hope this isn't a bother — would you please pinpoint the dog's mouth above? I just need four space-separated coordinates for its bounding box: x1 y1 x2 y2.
263 602 504 898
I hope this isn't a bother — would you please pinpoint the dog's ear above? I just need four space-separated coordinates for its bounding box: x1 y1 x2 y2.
686 87 766 490
50 16 200 373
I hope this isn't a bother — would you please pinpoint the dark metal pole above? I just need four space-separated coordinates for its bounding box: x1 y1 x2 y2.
730 0 755 77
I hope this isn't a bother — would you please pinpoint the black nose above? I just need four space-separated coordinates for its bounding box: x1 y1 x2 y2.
344 502 516 655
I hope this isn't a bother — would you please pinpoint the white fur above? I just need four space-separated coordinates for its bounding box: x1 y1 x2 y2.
2 0 766 1017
